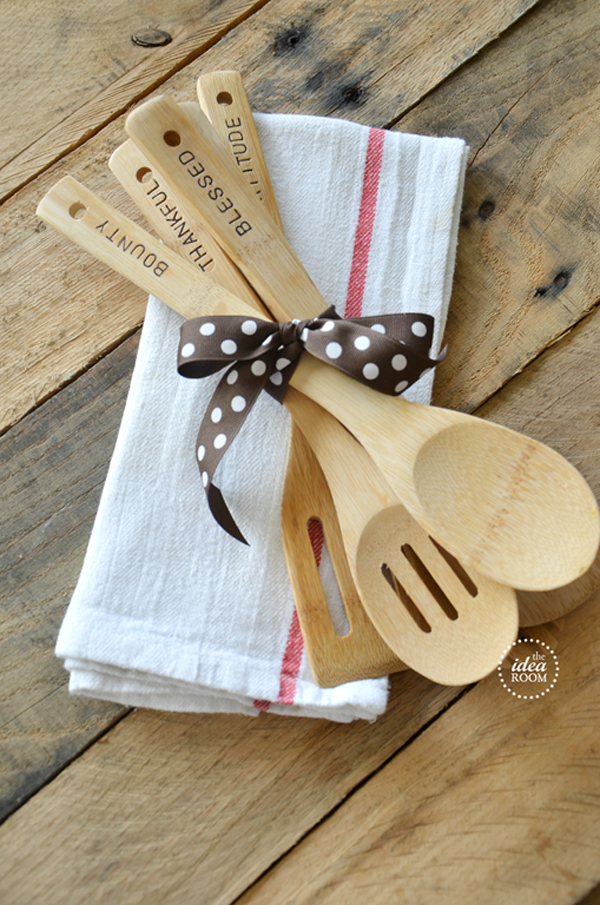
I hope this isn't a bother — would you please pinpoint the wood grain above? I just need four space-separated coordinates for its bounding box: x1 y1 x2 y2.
237 594 600 905
0 675 463 905
0 335 137 822
231 241 600 905
399 0 600 413
0 0 541 437
3 4 600 903
0 0 271 202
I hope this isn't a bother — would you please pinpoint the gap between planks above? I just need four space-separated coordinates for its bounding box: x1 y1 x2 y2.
0 0 273 205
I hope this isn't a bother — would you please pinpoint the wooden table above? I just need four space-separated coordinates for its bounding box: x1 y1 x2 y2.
2 1 600 902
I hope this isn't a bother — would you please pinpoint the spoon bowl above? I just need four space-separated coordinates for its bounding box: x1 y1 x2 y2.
291 352 600 590
284 386 519 684
355 504 518 684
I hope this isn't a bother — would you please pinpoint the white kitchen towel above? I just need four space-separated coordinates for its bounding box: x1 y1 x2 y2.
56 112 468 721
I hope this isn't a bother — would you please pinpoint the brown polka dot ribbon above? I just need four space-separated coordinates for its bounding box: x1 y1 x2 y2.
178 306 446 544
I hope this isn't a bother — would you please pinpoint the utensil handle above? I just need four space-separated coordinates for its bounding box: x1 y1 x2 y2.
109 137 264 311
125 94 327 322
197 71 284 230
36 176 260 323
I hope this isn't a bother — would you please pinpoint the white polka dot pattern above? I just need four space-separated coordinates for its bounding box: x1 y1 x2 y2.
177 308 445 544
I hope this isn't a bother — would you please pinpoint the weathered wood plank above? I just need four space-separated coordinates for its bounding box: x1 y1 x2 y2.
0 0 271 202
3 289 600 891
236 594 600 905
399 0 600 412
229 251 600 905
0 334 138 822
0 675 463 904
477 305 600 497
0 0 541 436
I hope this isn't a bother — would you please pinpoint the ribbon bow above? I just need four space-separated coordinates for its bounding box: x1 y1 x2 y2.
178 306 445 543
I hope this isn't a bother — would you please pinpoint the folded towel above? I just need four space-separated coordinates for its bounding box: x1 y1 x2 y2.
56 111 468 721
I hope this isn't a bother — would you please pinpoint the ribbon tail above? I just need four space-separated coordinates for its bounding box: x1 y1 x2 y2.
207 482 249 546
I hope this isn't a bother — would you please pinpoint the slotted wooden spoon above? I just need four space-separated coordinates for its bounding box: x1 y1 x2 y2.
195 72 518 681
124 94 600 591
197 73 600 636
38 177 518 684
108 136 405 686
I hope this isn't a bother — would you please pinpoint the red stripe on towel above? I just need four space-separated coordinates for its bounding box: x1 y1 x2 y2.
345 128 386 318
256 127 385 712
275 520 324 705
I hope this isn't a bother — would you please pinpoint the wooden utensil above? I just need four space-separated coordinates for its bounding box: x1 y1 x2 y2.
196 72 518 681
285 386 518 683
124 94 600 591
38 176 517 684
108 137 405 686
197 75 600 642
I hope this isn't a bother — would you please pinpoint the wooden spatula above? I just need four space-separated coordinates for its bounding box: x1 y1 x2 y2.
108 137 405 686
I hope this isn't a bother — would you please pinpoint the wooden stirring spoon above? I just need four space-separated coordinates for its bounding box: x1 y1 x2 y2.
197 74 600 632
108 137 405 686
196 72 518 681
38 178 517 684
124 94 600 591
285 386 518 683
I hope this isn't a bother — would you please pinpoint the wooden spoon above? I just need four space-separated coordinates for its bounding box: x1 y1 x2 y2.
284 386 518 683
38 177 518 684
193 74 600 628
123 94 600 591
108 137 405 686
195 74 519 682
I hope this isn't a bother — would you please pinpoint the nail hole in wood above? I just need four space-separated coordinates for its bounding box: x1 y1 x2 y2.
554 270 571 290
69 202 86 220
163 131 181 147
342 84 365 105
478 199 495 220
381 563 431 633
131 28 172 48
135 167 152 183
217 91 233 106
274 26 308 55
